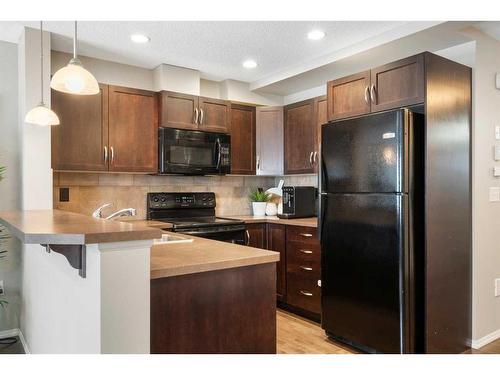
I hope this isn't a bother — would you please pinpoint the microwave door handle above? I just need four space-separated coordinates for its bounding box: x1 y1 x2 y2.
216 138 222 170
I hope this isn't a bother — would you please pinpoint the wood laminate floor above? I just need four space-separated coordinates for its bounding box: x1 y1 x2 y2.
276 308 500 354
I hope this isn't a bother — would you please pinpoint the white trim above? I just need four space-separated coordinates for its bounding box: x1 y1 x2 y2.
0 328 30 353
472 328 500 349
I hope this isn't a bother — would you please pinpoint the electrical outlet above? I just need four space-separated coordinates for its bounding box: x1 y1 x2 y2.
495 278 500 297
0 280 4 296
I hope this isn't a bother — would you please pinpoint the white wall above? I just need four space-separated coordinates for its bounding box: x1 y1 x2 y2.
463 28 500 346
0 40 21 332
283 84 326 105
220 79 283 106
52 50 154 91
153 63 200 94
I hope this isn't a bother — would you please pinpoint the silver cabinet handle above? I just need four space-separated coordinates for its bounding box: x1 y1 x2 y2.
245 230 250 246
103 146 108 163
364 86 370 104
256 155 260 170
110 146 114 164
194 108 199 125
200 108 204 125
309 151 314 166
300 233 313 238
300 266 313 271
299 249 313 254
370 85 376 104
299 290 313 297
313 151 318 164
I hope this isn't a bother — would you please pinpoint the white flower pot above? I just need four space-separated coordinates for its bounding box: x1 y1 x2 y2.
252 202 267 217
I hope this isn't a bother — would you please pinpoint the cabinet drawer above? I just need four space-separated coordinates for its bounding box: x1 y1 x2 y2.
286 273 321 314
286 226 319 244
287 242 320 271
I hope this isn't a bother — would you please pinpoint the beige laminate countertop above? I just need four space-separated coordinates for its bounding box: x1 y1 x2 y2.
0 209 162 245
151 235 279 279
225 215 318 228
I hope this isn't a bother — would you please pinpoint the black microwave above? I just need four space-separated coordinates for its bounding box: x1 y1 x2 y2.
158 127 231 175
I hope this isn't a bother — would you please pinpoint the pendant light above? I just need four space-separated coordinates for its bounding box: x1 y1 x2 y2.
50 21 99 95
25 21 60 126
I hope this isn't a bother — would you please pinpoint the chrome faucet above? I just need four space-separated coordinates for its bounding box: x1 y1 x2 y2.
92 204 137 220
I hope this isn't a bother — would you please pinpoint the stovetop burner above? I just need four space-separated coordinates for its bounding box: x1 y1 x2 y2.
147 192 245 232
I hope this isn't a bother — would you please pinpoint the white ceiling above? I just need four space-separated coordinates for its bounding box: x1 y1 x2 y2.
1 21 419 83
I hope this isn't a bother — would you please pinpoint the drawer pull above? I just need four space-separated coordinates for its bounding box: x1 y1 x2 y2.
299 290 313 297
299 233 313 238
299 249 313 254
300 266 313 271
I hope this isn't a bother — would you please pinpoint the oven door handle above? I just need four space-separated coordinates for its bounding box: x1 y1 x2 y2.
176 228 244 236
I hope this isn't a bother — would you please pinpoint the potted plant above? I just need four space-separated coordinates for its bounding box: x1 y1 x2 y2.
249 189 270 217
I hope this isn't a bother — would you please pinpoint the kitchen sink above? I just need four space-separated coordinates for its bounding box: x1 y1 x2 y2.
154 233 194 245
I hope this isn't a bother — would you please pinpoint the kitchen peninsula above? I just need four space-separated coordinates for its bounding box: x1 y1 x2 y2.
0 209 279 354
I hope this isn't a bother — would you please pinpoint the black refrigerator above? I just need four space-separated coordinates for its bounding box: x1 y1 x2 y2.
319 108 425 353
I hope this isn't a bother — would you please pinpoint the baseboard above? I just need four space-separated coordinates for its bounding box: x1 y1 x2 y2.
0 328 30 354
472 328 500 349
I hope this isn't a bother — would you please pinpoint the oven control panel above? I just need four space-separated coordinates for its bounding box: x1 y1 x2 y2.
147 192 216 210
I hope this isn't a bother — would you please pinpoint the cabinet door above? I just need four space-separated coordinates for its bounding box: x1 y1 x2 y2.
267 224 287 302
256 106 284 176
230 104 256 175
159 91 199 130
51 84 109 171
313 96 328 173
284 99 317 174
370 54 424 112
246 223 266 249
198 97 230 133
327 70 371 121
108 86 158 173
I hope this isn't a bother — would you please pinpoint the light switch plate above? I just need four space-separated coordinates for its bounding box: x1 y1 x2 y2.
496 126 500 140
494 167 500 177
495 278 500 297
495 146 500 161
489 187 500 202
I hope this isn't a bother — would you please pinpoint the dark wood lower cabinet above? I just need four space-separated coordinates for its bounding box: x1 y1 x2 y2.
267 224 287 302
151 263 276 354
245 223 321 318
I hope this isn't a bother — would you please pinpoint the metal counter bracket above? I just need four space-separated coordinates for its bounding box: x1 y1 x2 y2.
43 244 87 278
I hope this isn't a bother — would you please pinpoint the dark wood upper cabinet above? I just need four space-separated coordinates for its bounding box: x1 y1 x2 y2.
230 104 256 175
267 223 286 302
198 97 230 133
245 223 266 249
327 70 371 121
159 91 198 130
370 54 424 112
108 86 158 173
284 99 317 174
51 84 109 171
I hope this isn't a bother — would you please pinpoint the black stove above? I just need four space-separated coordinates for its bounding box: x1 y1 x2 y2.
147 192 246 244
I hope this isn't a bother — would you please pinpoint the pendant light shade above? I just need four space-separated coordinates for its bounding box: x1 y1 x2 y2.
25 103 60 126
25 21 60 126
50 21 99 95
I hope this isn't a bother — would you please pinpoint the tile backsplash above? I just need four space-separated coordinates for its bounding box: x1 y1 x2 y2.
53 172 276 219
276 174 318 188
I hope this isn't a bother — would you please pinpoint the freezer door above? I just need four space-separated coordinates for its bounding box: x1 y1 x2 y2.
321 110 405 193
321 193 405 353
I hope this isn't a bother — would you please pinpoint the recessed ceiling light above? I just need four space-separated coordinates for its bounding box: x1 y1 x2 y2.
307 30 326 41
242 60 258 69
130 34 150 44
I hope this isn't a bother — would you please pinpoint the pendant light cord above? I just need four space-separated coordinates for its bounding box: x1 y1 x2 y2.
40 20 44 104
73 21 77 59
